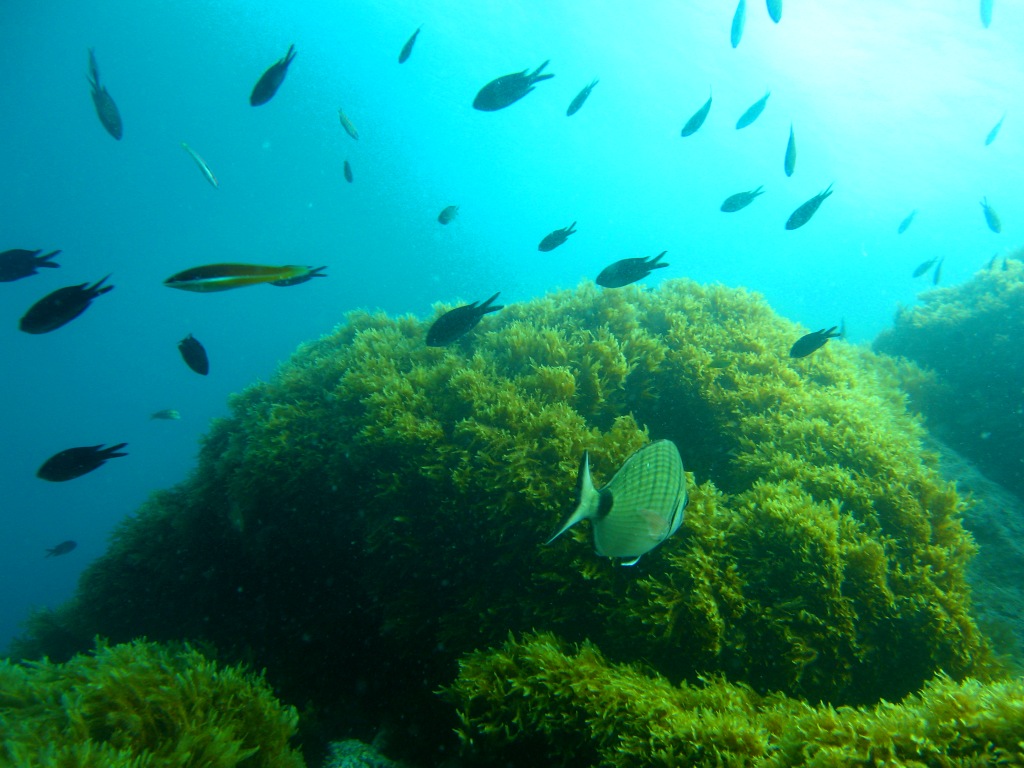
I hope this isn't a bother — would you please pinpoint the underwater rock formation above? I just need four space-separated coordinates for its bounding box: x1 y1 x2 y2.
12 279 995 756
0 639 304 767
874 256 1024 498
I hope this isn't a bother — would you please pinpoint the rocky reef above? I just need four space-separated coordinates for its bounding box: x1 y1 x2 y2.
10 279 1004 763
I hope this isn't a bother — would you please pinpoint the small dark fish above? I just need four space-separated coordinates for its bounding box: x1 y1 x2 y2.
398 26 421 64
789 326 840 358
150 409 181 420
538 222 577 252
985 113 1005 145
37 443 128 482
897 209 918 234
933 257 944 286
178 334 209 375
784 124 796 176
46 540 77 557
87 48 122 140
785 184 833 230
720 187 764 212
438 205 459 225
912 257 939 278
596 251 669 288
731 0 747 48
0 249 61 282
567 78 598 116
250 44 296 106
736 91 770 129
270 266 327 286
981 197 1002 233
681 91 712 137
981 0 993 28
426 292 503 346
473 60 554 111
344 160 353 183
767 0 783 23
19 275 113 334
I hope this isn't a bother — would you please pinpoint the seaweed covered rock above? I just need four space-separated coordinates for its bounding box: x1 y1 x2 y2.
0 638 304 767
447 632 1024 768
13 280 991 740
874 256 1024 497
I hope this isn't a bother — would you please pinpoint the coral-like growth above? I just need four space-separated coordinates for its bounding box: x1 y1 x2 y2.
448 632 1024 768
874 255 1024 497
11 280 992 746
0 638 304 767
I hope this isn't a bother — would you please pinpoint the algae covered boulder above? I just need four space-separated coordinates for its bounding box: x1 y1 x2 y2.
15 279 991 736
874 256 1024 498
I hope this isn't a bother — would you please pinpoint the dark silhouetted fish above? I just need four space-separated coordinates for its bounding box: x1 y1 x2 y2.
681 91 712 137
164 263 318 292
567 78 598 116
720 187 764 212
426 292 503 346
539 222 577 252
87 48 122 140
736 91 770 129
981 0 993 28
473 60 553 111
0 249 61 282
731 0 746 48
784 124 796 176
398 26 421 64
178 334 209 375
19 275 113 334
912 257 939 278
789 326 840 358
985 113 1005 145
37 443 128 482
150 409 181 420
270 265 327 286
46 540 77 557
980 197 1001 233
897 209 918 234
250 44 296 106
338 108 359 140
596 251 669 288
785 184 833 230
933 257 944 285
767 0 783 23
438 205 459 224
344 160 353 183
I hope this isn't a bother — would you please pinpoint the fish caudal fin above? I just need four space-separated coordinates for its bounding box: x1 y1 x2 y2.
546 451 600 544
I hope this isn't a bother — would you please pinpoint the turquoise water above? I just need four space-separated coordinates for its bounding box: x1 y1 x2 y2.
0 0 1021 651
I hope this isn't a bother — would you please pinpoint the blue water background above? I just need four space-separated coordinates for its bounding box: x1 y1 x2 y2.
1 0 1022 652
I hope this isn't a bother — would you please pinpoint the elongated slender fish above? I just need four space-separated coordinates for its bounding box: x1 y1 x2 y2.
250 44 296 106
338 108 359 140
731 0 747 48
767 0 783 23
473 60 553 111
980 197 1001 233
784 124 796 176
164 263 318 292
547 440 687 566
985 113 1005 146
785 184 833 230
87 48 123 140
912 257 939 278
398 26 421 64
897 210 918 234
343 160 353 183
181 142 218 188
980 0 993 28
933 257 944 285
567 78 598 116
736 91 770 129
681 91 712 137
720 187 764 212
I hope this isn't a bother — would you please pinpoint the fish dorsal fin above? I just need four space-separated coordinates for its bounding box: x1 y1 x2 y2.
546 451 601 544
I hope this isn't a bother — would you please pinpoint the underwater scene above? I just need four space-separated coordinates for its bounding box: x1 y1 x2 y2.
3 0 1024 765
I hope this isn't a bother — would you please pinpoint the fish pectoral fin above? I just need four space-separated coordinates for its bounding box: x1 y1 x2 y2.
619 555 642 567
639 509 672 541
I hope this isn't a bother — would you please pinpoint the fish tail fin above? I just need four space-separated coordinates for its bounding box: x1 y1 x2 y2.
102 443 129 458
480 291 503 314
531 60 554 82
90 274 114 295
285 44 297 64
568 221 577 233
546 451 599 545
649 251 669 268
87 48 99 85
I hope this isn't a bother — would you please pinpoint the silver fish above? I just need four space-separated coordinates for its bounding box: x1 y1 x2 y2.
736 91 770 129
784 124 796 176
547 440 687 566
338 108 359 140
181 142 218 188
681 91 712 137
897 209 917 234
981 197 1002 233
985 113 1005 146
731 0 746 48
767 0 783 23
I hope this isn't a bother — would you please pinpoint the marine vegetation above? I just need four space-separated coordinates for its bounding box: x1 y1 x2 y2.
11 278 996 757
0 638 304 768
447 631 1024 768
875 255 1024 498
